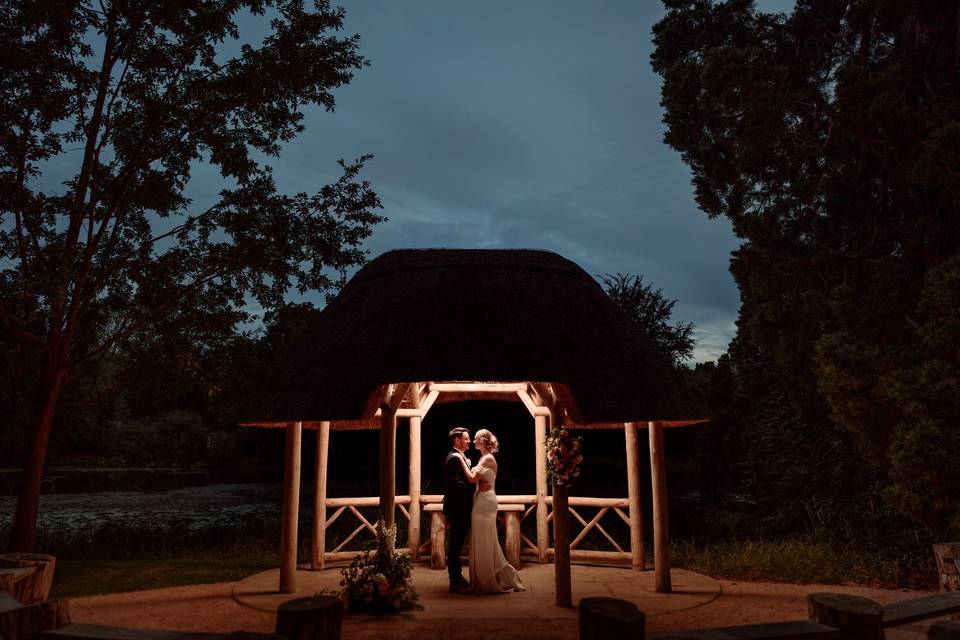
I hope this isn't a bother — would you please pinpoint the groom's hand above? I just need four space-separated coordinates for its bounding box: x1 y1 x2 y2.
478 480 491 491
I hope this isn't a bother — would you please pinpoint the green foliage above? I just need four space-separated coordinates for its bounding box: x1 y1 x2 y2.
339 521 421 613
601 273 695 366
0 0 383 546
653 0 960 535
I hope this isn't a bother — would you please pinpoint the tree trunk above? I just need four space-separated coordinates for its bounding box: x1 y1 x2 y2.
8 369 67 553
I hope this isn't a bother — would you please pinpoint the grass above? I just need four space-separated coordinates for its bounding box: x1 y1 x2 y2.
672 538 938 589
51 552 279 598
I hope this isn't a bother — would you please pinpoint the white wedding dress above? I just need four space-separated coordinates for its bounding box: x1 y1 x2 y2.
468 464 526 593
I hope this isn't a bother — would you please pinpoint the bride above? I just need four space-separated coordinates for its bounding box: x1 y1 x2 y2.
455 428 526 594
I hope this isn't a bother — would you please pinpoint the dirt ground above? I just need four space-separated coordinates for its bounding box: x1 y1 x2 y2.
69 574 938 640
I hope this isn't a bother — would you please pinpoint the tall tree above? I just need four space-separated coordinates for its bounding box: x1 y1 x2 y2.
601 273 694 366
652 1 960 532
0 0 384 551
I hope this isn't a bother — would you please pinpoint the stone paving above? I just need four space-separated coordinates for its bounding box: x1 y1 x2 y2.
233 562 722 622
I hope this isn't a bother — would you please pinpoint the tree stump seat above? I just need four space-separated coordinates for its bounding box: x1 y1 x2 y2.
0 553 56 605
579 597 645 640
649 621 842 640
0 567 37 598
275 595 342 640
42 625 284 640
930 621 960 640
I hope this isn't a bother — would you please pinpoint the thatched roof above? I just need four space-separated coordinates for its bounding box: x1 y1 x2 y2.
242 248 685 428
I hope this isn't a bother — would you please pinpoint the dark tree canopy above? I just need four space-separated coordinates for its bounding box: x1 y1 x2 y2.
601 273 695 367
0 0 384 551
653 0 960 533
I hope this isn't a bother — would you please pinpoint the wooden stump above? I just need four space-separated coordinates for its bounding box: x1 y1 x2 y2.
426 506 446 570
807 593 883 640
275 595 342 640
930 621 960 640
503 509 522 570
934 543 960 592
579 597 645 640
0 553 56 605
0 597 70 640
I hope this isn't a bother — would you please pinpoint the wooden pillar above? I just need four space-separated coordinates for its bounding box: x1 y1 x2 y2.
648 420 671 593
624 422 645 571
379 403 397 528
280 421 302 593
534 414 549 563
311 421 330 570
408 415 422 557
553 405 572 607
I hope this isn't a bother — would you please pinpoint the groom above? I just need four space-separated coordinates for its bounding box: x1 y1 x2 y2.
442 427 488 593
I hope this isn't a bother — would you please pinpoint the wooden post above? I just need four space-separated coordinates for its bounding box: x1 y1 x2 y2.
624 422 645 571
379 403 397 528
311 421 330 570
535 414 549 563
648 420 671 593
807 593 884 640
280 421 303 593
553 404 572 607
408 415 422 557
553 482 572 606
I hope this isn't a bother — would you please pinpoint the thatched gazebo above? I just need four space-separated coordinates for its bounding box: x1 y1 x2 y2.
241 248 705 603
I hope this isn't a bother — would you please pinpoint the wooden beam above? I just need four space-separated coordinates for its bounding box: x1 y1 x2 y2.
419 389 440 416
428 382 528 393
517 389 550 417
310 421 330 570
280 421 302 593
408 415 422 557
624 422 645 571
389 383 412 415
534 414 549 563
649 420 671 592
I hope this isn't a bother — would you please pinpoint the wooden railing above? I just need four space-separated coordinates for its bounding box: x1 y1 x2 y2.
319 494 635 566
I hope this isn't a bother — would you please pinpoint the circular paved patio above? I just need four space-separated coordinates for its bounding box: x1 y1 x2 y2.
233 562 721 620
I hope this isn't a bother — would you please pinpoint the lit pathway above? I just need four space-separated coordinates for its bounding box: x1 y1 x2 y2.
233 563 721 625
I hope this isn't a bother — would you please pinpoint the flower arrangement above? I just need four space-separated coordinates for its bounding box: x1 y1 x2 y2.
545 426 583 486
339 519 422 612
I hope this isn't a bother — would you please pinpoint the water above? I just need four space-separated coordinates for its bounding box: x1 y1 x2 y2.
0 468 378 533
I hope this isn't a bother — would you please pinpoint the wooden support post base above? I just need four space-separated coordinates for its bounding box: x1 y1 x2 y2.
807 593 883 640
275 595 343 640
503 509 522 570
0 553 56 605
579 597 645 640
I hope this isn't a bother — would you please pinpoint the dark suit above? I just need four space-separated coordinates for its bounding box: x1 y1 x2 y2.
442 449 474 583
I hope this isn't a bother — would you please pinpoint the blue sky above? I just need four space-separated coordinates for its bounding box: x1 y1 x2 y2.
255 1 793 362
36 1 796 363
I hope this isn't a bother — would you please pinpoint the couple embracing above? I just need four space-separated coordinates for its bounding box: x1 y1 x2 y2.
443 427 526 595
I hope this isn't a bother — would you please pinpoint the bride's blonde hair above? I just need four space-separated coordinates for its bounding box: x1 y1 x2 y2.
474 429 499 454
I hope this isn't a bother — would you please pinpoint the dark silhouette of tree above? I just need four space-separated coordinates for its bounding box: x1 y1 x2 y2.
0 1 384 551
653 1 960 533
601 273 694 366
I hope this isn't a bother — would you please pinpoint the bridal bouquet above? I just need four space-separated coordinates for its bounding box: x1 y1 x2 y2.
545 427 583 486
339 519 422 612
